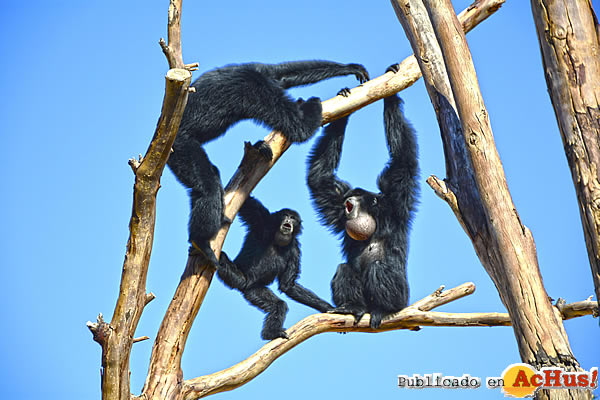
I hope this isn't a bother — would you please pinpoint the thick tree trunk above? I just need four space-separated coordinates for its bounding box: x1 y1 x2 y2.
391 0 592 399
530 0 600 315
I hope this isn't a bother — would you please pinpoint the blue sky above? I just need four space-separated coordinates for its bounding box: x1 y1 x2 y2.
1 0 598 399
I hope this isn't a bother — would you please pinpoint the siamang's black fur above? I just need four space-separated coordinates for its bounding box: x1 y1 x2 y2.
307 73 419 329
217 195 334 340
167 61 369 266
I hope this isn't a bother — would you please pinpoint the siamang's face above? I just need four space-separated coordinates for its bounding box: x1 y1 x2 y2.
343 189 377 241
274 209 302 247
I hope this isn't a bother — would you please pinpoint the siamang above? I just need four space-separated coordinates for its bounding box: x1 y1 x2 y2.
307 69 419 329
217 192 334 340
167 61 369 266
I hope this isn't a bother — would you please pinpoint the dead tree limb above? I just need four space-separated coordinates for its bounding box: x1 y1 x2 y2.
392 0 592 399
530 0 600 313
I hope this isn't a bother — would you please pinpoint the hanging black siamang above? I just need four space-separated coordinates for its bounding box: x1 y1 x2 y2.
307 67 419 329
217 193 333 340
167 61 369 266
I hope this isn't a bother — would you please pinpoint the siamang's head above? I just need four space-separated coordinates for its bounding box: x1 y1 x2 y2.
343 188 378 241
273 209 302 247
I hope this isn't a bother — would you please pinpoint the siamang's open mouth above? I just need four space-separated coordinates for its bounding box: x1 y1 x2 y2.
345 200 353 213
283 223 292 231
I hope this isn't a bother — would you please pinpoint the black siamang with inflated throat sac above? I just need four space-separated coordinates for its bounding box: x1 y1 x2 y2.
307 66 419 329
167 61 369 266
218 193 333 340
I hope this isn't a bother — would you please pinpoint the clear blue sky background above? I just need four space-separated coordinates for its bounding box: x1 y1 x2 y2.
1 0 598 399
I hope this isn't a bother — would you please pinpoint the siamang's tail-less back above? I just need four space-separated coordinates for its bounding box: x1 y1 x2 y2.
377 94 419 225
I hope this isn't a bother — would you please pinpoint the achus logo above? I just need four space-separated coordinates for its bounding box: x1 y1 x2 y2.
500 363 598 398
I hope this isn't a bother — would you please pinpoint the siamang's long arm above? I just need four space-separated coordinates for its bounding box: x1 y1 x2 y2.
278 265 333 312
377 94 419 222
217 252 248 290
253 61 369 89
237 196 271 237
307 116 352 235
283 283 333 313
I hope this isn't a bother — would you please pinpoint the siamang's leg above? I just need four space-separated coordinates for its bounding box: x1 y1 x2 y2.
167 137 223 266
216 252 248 290
255 61 370 89
364 260 409 329
330 263 367 324
283 283 333 313
243 287 290 340
230 69 322 143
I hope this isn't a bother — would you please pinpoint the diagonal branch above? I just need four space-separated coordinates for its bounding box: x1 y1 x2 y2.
181 283 598 400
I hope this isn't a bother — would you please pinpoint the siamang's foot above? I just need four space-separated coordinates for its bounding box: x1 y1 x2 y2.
252 140 273 161
337 87 351 97
216 251 230 268
328 305 366 325
386 63 400 74
298 97 323 138
323 303 336 313
328 305 356 314
221 215 232 227
262 328 290 341
347 63 370 83
189 240 219 267
369 311 386 329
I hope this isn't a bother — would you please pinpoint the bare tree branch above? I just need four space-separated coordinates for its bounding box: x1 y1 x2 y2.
162 0 185 69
